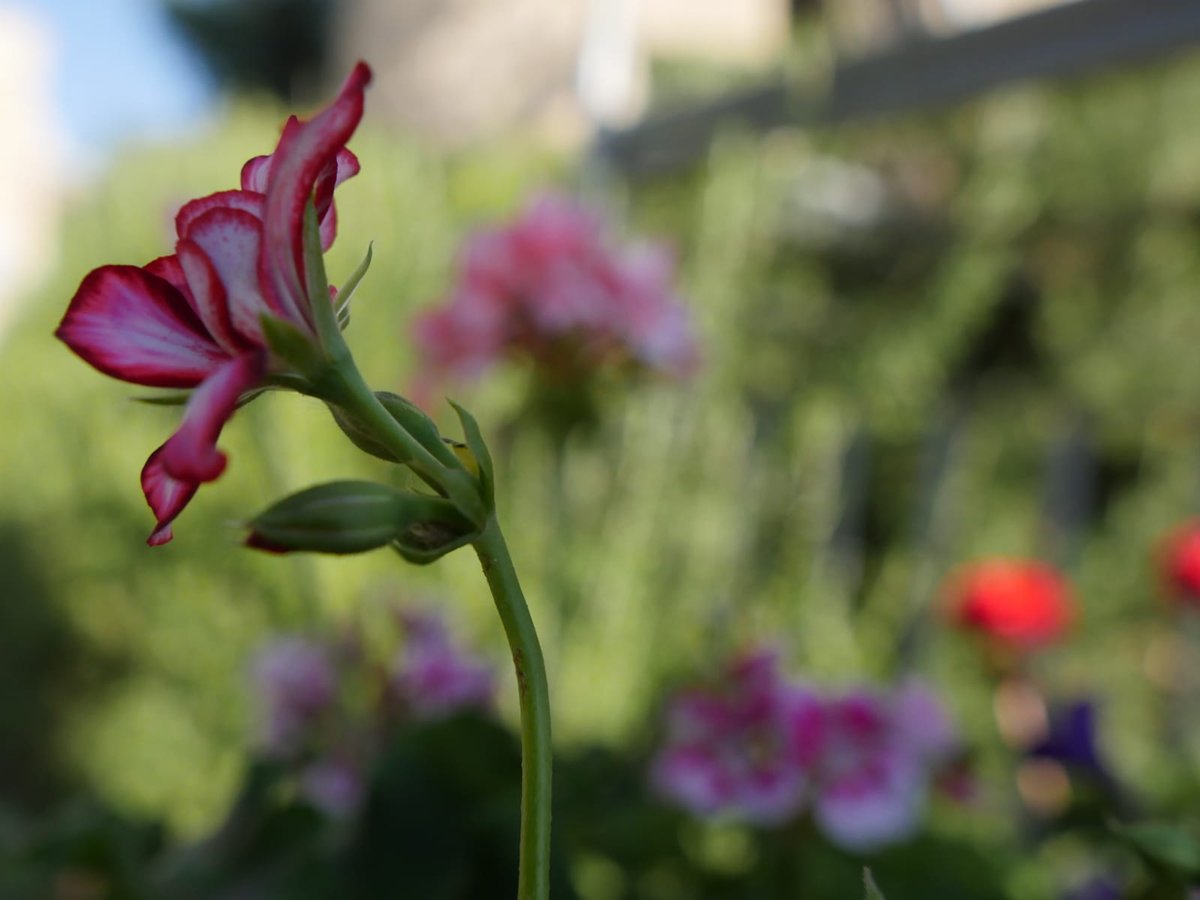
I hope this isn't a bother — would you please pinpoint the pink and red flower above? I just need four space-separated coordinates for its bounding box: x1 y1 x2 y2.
650 649 818 825
56 63 372 545
800 682 958 851
651 650 960 850
944 559 1076 652
412 192 700 391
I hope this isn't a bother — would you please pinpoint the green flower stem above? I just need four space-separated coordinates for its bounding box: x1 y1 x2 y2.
318 360 464 495
321 355 552 899
473 515 552 900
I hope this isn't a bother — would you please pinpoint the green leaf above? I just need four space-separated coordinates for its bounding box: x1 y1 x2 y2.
1112 822 1200 875
449 400 495 509
334 241 373 330
864 869 886 900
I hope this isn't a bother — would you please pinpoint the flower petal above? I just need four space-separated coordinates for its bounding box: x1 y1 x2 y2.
141 449 200 546
145 254 191 300
141 351 265 545
158 351 266 484
241 153 274 193
176 239 243 354
183 207 281 345
260 62 371 328
56 265 225 388
247 144 359 252
314 147 360 250
176 189 264 237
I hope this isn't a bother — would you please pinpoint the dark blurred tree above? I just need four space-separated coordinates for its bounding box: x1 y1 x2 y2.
0 524 118 811
164 0 335 102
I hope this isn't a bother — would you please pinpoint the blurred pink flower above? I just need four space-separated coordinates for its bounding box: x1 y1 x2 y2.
413 193 700 390
252 637 338 757
650 649 819 825
652 651 960 850
390 610 496 718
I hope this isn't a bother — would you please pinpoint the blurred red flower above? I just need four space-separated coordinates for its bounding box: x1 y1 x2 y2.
1159 520 1200 607
945 560 1075 652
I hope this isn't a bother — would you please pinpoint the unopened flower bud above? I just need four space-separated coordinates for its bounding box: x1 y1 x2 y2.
247 480 478 560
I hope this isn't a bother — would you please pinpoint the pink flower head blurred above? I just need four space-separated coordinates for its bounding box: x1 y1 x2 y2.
650 648 818 825
56 64 371 545
1159 520 1200 609
944 559 1076 653
390 609 496 719
799 681 958 852
252 636 338 757
652 649 961 850
413 192 700 390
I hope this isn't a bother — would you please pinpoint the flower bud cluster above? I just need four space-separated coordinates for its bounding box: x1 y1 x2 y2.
249 604 495 819
650 649 961 852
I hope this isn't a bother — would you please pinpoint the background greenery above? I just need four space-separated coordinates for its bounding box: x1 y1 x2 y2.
3 47 1200 898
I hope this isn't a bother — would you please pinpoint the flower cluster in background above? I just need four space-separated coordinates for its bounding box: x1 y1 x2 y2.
650 649 961 852
412 192 700 394
250 604 495 819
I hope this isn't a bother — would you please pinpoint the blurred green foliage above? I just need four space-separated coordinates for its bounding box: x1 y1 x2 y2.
3 47 1200 898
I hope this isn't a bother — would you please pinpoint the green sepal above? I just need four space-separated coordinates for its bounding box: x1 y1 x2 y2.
246 480 480 560
132 393 192 407
300 201 345 357
449 400 495 510
329 391 445 465
390 500 480 565
135 387 268 408
335 242 373 330
259 313 325 380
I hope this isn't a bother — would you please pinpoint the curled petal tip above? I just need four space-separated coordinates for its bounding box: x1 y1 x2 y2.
147 524 174 547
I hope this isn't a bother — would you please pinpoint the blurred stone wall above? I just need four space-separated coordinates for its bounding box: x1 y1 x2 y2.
335 0 789 146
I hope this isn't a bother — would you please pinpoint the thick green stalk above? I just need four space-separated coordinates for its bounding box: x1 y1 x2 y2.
473 516 552 900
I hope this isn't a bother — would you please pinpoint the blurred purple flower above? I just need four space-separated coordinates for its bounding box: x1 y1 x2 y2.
252 636 337 757
800 681 959 852
1028 700 1110 781
391 610 496 718
300 756 364 820
651 649 818 825
1062 874 1123 900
